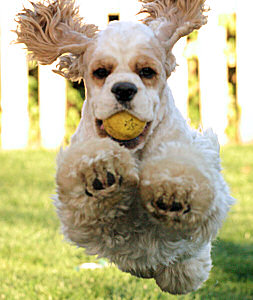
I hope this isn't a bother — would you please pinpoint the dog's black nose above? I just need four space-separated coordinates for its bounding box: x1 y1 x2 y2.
111 82 138 102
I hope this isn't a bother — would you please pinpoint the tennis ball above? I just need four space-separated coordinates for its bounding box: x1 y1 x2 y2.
103 111 147 141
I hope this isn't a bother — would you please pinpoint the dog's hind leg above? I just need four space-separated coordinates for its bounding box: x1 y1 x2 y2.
154 243 212 294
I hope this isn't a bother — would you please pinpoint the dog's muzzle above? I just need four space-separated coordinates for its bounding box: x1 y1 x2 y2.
111 82 138 103
96 81 151 149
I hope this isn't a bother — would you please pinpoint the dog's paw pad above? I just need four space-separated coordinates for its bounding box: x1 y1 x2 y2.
152 193 191 218
169 200 183 212
88 172 118 195
155 196 171 211
183 205 191 214
107 172 116 187
93 178 104 190
85 189 93 197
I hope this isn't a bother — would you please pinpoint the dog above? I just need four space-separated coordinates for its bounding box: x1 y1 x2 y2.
16 0 234 294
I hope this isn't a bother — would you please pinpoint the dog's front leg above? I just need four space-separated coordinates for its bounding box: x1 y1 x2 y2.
140 140 218 234
54 138 139 251
140 133 233 237
139 136 233 293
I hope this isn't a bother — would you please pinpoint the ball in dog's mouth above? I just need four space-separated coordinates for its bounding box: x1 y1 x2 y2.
96 112 151 149
103 111 147 140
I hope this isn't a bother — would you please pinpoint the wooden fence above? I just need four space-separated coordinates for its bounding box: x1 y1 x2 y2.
0 0 252 149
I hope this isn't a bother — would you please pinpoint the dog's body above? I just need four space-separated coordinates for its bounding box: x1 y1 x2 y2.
16 0 234 294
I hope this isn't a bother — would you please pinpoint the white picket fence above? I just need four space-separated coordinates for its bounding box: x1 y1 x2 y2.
0 0 252 149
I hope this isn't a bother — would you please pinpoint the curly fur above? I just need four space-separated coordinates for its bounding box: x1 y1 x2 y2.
16 0 234 295
16 0 97 79
139 0 208 45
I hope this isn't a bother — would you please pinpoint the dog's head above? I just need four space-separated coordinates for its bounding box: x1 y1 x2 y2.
16 0 207 150
84 21 168 149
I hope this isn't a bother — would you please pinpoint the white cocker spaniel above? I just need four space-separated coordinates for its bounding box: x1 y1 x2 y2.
16 0 234 294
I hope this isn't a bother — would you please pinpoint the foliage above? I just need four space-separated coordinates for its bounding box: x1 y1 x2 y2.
222 14 239 142
0 145 252 299
187 14 237 141
65 81 84 145
27 63 84 146
28 62 40 147
0 104 2 149
187 32 201 129
0 28 1 125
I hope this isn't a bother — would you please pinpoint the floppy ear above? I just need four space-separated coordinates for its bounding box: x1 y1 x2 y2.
139 0 208 75
15 0 98 81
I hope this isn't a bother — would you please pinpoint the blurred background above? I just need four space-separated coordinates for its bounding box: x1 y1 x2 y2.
0 0 252 149
0 1 253 299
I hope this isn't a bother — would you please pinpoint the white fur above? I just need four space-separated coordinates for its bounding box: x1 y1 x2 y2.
16 1 234 294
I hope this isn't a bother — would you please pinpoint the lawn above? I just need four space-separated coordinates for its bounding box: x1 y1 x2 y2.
0 145 252 300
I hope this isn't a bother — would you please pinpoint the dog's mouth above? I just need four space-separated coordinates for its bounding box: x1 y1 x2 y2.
96 119 151 149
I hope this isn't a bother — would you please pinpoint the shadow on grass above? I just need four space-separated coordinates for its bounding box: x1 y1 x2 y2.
212 238 253 282
188 238 253 299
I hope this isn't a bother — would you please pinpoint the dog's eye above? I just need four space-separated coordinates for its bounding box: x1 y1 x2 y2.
93 68 110 79
139 67 157 79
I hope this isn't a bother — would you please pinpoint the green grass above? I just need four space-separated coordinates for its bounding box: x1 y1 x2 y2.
0 145 253 300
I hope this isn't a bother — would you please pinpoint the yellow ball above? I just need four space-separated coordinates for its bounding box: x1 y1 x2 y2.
103 111 147 141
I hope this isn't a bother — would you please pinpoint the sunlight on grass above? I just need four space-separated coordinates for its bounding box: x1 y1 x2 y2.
0 146 252 299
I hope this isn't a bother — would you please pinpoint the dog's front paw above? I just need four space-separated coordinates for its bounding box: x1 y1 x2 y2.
140 179 193 228
148 186 192 219
80 142 138 200
57 138 139 203
81 157 122 199
140 160 214 229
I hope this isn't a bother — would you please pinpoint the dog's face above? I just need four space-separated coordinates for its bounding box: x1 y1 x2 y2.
83 22 167 150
